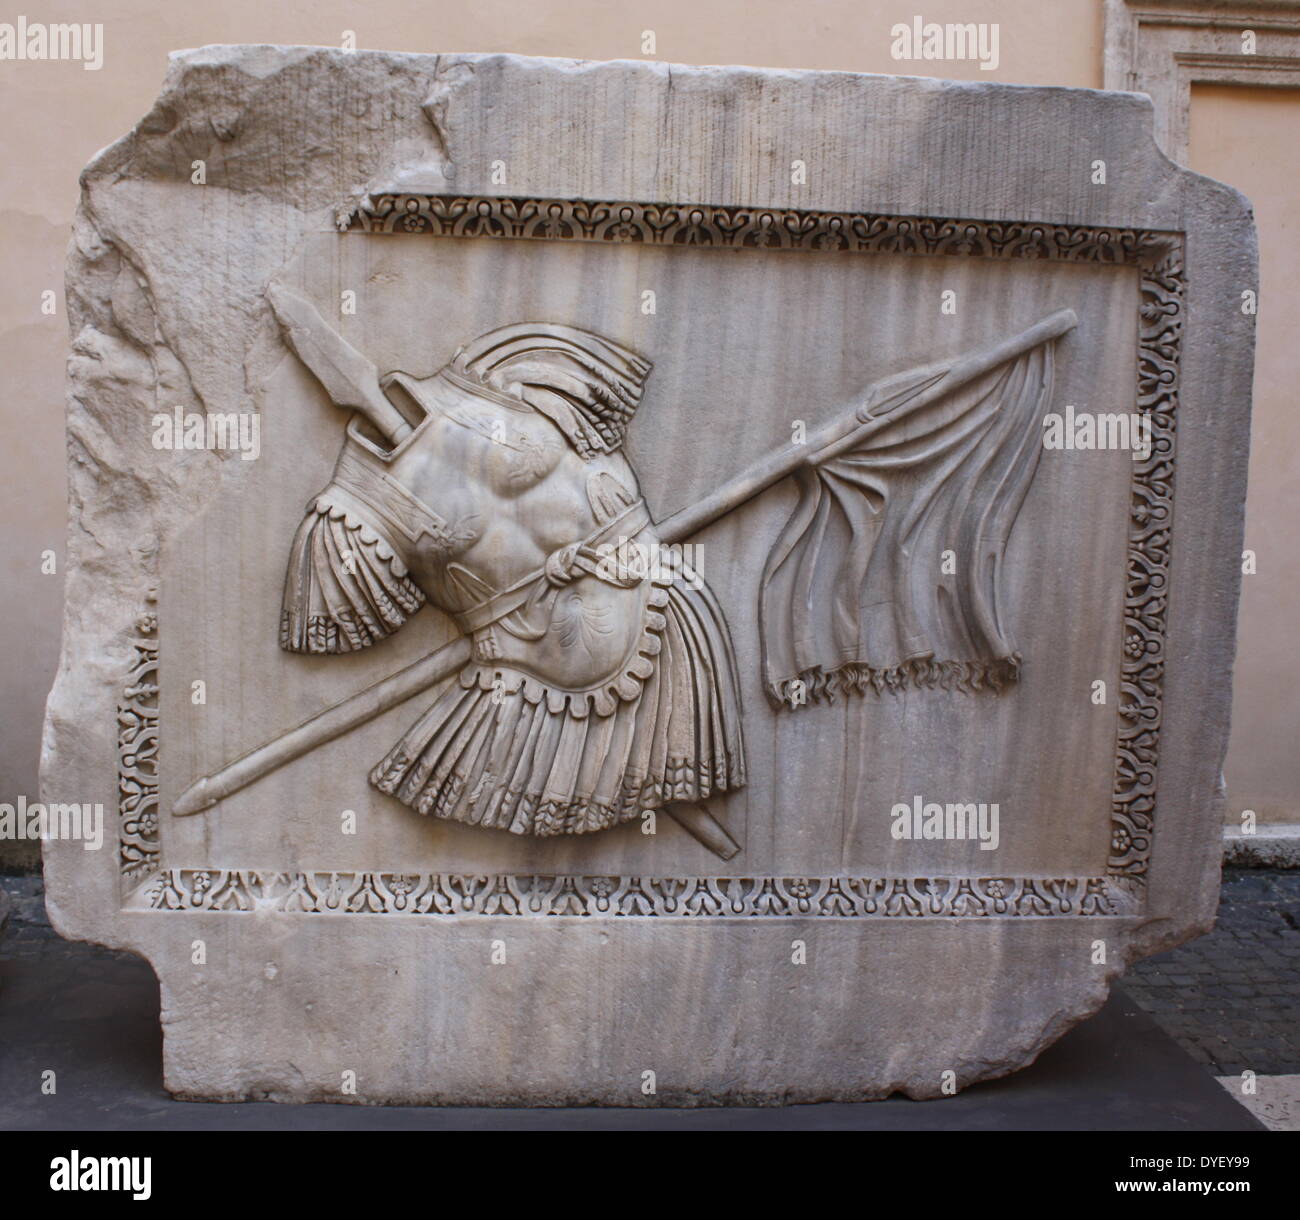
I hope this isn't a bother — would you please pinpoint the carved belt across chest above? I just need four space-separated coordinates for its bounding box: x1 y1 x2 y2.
453 497 652 636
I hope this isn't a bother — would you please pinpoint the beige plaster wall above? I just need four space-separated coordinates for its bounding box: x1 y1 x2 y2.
1188 84 1300 827
5 2 1289 868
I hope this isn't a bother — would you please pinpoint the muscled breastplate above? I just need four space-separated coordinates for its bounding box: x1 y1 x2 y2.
314 369 663 695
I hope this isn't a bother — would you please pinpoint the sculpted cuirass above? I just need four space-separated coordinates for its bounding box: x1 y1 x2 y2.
380 369 660 698
279 323 746 837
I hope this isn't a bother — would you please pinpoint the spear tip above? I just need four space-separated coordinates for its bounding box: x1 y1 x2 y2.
173 776 213 817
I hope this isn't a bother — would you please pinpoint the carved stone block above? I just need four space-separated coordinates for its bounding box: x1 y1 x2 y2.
44 47 1255 1104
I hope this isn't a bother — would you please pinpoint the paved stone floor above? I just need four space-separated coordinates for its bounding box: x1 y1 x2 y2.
1215 1074 1300 1132
1125 869 1300 1077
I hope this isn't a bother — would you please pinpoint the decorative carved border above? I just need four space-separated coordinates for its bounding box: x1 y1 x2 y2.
1105 0 1300 161
118 628 159 894
120 194 1184 918
350 194 1176 266
131 869 1139 917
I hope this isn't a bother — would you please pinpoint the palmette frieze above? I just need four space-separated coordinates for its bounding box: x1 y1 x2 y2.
131 867 1140 918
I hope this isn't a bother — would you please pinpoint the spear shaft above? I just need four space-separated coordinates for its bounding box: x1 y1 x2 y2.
658 307 1076 541
173 308 1075 827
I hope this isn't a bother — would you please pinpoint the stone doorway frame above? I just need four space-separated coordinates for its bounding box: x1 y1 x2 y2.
1104 0 1300 161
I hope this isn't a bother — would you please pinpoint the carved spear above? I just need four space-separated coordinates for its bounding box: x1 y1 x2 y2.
174 302 1076 860
266 283 414 444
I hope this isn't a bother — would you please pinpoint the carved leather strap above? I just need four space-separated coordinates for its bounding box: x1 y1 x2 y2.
454 498 652 636
329 444 453 548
